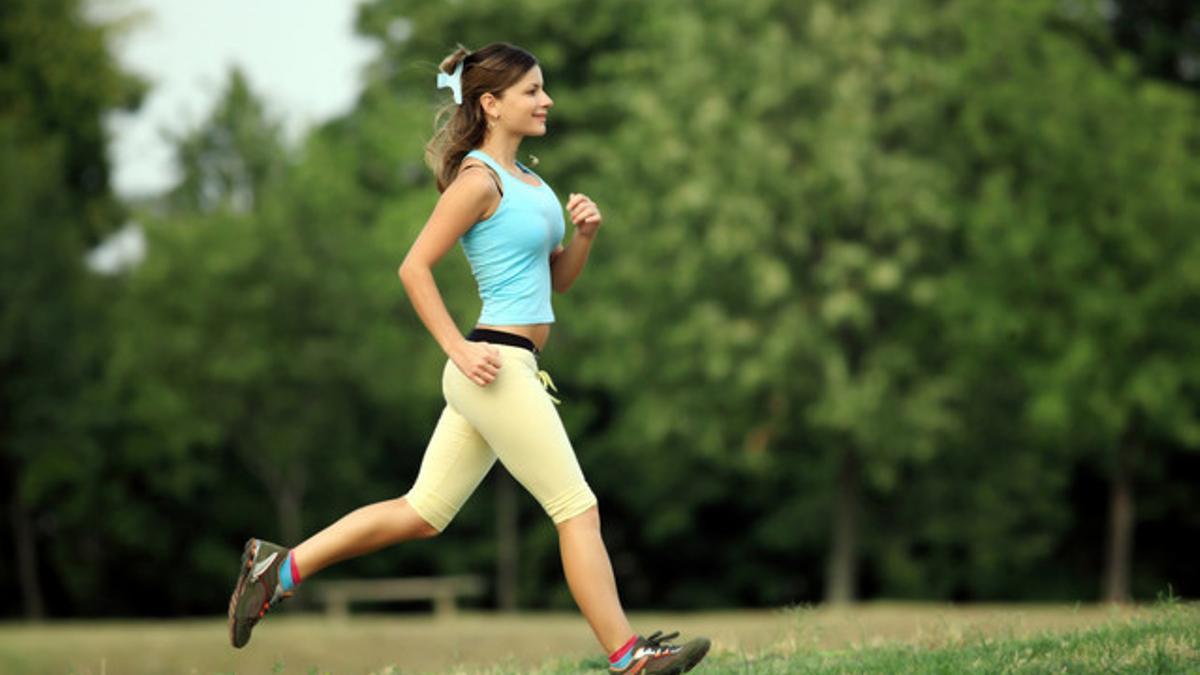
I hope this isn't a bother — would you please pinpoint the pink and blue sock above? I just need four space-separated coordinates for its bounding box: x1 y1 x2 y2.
279 551 302 592
609 635 638 670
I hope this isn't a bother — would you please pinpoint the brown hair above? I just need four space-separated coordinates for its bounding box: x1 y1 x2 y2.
426 43 539 192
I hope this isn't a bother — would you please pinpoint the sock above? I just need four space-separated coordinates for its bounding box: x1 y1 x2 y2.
279 551 303 592
609 635 638 669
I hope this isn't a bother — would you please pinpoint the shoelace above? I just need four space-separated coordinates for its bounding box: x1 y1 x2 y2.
537 369 561 405
642 630 682 655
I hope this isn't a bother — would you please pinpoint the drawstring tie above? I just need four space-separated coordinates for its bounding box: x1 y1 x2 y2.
537 369 561 405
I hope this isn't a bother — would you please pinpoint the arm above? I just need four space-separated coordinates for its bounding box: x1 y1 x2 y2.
398 170 503 386
550 192 603 293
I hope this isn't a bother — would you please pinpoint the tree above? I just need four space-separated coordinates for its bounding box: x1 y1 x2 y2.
543 0 1200 605
113 67 444 549
934 1 1200 602
353 0 665 609
0 0 143 618
166 69 287 214
553 0 966 605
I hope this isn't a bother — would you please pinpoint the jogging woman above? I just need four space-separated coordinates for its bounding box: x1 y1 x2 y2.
227 43 710 674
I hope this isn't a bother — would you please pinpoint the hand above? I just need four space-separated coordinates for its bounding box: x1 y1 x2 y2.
567 193 602 240
451 340 502 386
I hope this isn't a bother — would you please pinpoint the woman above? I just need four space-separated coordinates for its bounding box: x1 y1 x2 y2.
226 43 710 674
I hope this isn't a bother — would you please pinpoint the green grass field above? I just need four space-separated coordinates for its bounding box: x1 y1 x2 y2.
0 602 1195 674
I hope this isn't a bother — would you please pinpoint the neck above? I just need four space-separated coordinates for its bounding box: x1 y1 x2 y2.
479 132 523 171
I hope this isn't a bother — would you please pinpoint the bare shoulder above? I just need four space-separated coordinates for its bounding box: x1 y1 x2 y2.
457 159 502 194
441 160 501 219
448 160 495 191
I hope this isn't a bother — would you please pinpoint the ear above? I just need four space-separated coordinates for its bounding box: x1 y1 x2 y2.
479 91 501 119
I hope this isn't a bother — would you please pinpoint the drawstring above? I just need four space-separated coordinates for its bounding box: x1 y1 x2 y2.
537 369 561 405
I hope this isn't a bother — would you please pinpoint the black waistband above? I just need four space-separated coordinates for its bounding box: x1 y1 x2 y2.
466 328 539 355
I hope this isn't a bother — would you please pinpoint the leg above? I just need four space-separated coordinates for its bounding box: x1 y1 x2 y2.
290 497 438 577
557 505 635 652
444 345 632 651
229 383 495 649
295 399 495 578
560 511 711 674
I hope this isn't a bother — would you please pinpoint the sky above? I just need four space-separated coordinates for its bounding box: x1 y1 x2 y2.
96 0 378 199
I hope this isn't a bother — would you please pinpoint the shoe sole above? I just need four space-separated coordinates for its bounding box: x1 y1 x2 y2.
677 639 710 674
227 538 259 649
684 639 710 672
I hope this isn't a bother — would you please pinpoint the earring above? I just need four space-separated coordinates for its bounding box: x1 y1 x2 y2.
487 117 496 130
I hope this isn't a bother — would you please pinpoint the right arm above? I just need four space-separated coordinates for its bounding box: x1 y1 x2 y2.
398 169 502 386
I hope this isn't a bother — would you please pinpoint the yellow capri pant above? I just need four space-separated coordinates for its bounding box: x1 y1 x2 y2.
405 344 598 532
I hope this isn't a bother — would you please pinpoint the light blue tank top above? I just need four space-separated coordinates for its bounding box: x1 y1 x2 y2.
461 149 565 325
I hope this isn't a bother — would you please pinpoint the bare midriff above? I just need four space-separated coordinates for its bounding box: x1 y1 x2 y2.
477 323 552 352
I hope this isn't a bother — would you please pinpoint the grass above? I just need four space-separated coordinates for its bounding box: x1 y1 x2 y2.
0 602 1195 674
520 601 1200 674
722 601 1200 674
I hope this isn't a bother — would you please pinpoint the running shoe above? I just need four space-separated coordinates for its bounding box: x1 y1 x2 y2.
227 538 291 648
610 630 711 674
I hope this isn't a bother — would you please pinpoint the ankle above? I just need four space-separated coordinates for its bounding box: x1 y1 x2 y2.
608 634 638 667
279 551 303 592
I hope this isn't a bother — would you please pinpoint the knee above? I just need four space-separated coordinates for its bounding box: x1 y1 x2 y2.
556 504 601 534
547 485 600 529
412 518 441 540
396 497 442 540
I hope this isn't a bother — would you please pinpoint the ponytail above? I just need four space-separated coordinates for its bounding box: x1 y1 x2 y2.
424 43 538 192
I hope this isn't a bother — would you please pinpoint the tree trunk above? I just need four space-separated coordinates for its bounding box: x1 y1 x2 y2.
10 492 45 620
1102 443 1135 603
242 445 305 546
825 447 860 605
496 471 519 611
276 484 304 547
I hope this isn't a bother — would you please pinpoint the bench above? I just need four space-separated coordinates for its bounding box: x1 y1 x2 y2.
313 575 486 619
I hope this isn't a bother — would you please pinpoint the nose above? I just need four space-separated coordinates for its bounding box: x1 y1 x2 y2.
542 92 554 109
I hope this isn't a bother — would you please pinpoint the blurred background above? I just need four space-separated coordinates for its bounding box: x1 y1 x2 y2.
2 0 1199 623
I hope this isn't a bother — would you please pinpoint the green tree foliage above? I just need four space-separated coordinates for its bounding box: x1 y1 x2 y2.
165 70 288 214
0 0 142 238
3 0 1200 618
552 0 970 605
490 0 1200 605
0 0 143 618
936 3 1200 601
105 69 469 612
311 0 1200 609
352 0 681 609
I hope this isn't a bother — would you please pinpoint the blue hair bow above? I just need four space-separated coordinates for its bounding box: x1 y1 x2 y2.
437 61 464 105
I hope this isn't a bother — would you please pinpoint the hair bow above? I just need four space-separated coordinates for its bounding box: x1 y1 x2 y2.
437 61 464 105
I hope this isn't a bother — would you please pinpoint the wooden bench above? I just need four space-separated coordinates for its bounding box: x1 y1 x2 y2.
313 575 486 619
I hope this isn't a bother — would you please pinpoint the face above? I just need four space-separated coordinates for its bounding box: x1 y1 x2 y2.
485 66 554 137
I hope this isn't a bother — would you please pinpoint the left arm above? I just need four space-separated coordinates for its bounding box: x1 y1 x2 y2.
550 192 602 293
